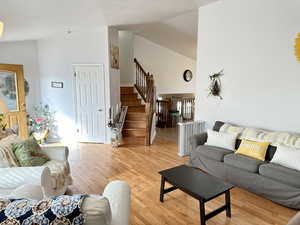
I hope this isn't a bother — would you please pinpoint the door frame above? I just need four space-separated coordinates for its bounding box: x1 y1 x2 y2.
72 64 107 143
0 64 28 138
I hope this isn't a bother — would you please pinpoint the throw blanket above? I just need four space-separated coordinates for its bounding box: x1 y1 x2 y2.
0 195 87 225
44 160 73 190
0 135 21 167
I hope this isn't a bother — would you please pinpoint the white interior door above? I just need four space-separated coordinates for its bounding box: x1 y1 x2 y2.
74 65 106 143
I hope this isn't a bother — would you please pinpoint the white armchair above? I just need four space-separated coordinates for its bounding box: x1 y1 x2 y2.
0 145 72 198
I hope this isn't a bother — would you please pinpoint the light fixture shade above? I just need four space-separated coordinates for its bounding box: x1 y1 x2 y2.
0 21 3 37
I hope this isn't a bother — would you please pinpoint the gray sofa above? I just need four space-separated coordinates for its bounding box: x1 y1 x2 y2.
189 121 300 209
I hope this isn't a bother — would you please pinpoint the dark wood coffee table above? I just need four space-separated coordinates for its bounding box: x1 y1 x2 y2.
159 165 234 225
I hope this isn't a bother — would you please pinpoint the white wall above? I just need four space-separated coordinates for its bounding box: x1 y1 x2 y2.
119 31 134 86
0 41 40 112
108 28 120 107
133 36 196 95
196 0 300 133
38 27 116 143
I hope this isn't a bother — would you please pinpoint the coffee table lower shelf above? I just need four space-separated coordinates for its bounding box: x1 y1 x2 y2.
159 175 232 225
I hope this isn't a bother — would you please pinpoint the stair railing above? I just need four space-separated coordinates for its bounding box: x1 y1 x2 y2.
134 58 156 145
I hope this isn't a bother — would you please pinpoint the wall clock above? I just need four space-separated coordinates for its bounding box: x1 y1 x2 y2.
183 70 193 82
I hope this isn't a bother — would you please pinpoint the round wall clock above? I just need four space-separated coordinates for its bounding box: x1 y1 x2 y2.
183 70 193 82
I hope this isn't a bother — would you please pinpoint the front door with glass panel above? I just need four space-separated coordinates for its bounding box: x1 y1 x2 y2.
0 64 28 139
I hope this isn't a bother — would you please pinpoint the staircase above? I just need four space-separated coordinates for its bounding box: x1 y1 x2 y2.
121 87 147 141
121 58 156 146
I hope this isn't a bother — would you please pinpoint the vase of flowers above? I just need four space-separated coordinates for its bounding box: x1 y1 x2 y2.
29 104 56 144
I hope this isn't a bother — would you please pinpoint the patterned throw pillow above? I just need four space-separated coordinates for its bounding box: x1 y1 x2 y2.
0 195 86 225
12 138 49 167
235 139 270 161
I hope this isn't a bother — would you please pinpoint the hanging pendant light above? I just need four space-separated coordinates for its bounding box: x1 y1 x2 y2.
0 21 4 37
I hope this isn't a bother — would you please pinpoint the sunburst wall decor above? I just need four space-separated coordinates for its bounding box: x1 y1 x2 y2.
296 33 300 62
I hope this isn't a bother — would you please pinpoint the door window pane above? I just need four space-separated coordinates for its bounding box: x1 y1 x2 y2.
0 71 19 111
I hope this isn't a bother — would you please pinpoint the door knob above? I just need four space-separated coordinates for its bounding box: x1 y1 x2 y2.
98 109 103 112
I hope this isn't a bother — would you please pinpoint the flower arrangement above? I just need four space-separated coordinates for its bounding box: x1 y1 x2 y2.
28 104 56 143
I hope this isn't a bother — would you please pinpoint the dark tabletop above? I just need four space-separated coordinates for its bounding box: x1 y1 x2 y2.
159 165 234 201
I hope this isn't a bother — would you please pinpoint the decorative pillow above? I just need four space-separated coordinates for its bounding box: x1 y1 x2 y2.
206 129 239 151
271 145 300 171
0 195 87 225
0 135 22 168
220 122 300 149
12 138 49 167
235 139 269 161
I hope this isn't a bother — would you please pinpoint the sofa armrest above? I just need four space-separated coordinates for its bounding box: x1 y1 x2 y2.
41 146 69 161
190 132 207 150
287 212 300 225
103 180 131 225
0 166 51 191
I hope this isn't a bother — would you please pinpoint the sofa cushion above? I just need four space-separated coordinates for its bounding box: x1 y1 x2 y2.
224 153 265 173
259 163 300 188
196 145 232 162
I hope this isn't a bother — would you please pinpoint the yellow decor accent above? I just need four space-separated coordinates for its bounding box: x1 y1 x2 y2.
235 139 270 161
0 21 3 37
296 33 300 62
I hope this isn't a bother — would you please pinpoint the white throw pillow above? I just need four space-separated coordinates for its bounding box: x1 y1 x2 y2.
271 145 300 171
206 129 238 151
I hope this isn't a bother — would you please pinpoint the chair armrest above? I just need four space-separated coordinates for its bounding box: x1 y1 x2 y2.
287 212 300 225
190 132 207 150
41 146 69 161
0 166 51 191
103 181 131 225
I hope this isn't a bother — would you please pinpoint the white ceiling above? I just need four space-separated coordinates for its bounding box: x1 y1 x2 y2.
0 0 217 58
117 11 199 59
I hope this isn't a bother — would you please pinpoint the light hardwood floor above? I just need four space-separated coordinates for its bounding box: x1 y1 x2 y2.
67 138 297 225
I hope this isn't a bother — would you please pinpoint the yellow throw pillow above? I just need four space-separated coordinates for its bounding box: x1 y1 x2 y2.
235 139 270 161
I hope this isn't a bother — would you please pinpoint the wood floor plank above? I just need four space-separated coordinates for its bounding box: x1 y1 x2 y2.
67 138 297 225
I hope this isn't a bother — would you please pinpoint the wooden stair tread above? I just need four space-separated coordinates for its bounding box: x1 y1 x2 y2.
121 86 148 139
123 128 146 131
122 104 142 106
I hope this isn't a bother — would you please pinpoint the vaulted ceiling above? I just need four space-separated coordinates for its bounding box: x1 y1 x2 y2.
0 0 217 59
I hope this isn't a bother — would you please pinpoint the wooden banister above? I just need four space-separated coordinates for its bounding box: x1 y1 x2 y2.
134 58 156 145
